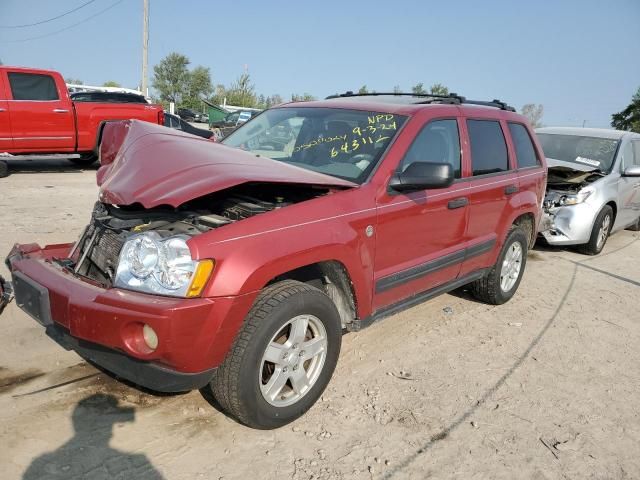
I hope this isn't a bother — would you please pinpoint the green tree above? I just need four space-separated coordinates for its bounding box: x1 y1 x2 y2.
411 83 426 94
65 78 83 85
291 93 316 102
521 104 544 128
611 87 640 133
429 83 449 95
152 52 190 105
358 85 369 94
102 80 121 88
225 73 257 107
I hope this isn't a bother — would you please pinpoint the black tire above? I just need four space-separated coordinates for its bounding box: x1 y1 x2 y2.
578 205 613 255
0 160 9 178
626 216 640 232
470 226 529 305
68 153 97 167
209 280 342 429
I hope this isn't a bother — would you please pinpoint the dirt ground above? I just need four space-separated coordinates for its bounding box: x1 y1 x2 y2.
1 159 639 480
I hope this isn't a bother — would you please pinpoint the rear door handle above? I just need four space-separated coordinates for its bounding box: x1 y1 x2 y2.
53 108 69 113
504 185 519 195
448 197 469 209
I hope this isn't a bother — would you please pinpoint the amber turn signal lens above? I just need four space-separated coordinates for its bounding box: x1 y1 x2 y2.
186 260 214 297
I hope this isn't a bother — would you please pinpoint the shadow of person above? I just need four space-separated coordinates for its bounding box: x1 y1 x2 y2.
23 393 164 480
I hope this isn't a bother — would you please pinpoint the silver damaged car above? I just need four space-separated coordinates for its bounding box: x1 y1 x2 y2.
537 127 640 255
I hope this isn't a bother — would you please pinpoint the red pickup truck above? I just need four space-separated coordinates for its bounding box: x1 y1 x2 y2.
0 66 164 177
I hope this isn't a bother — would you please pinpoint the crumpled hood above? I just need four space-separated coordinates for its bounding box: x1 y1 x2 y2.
546 157 599 174
96 120 356 208
546 157 603 186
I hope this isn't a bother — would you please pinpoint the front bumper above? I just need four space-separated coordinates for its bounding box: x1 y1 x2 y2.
538 203 597 246
6 243 257 392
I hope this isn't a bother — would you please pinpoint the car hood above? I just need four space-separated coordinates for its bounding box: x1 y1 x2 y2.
96 120 356 208
546 157 599 173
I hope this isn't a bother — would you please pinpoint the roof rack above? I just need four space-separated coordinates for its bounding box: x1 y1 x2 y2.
325 91 516 112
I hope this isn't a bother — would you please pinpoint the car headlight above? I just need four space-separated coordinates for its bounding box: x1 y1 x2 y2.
559 187 594 206
114 232 214 298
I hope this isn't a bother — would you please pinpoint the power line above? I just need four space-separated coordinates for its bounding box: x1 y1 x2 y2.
0 0 99 28
1 0 125 43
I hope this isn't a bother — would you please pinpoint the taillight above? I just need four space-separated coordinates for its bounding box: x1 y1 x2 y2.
158 110 164 125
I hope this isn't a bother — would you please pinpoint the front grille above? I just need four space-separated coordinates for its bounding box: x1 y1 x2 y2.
74 221 125 285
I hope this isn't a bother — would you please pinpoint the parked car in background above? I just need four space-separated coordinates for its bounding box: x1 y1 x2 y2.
164 112 213 139
71 91 149 104
210 110 259 138
177 108 198 122
0 66 164 177
4 92 545 429
200 113 209 123
537 127 640 254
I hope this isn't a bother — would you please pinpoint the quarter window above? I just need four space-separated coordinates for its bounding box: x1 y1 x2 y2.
399 119 461 178
8 72 59 101
508 123 540 168
467 119 509 176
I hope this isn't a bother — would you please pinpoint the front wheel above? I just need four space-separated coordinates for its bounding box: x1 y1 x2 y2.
209 280 342 429
579 205 613 255
470 226 528 305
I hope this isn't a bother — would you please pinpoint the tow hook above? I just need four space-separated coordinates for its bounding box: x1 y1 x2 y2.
0 275 13 315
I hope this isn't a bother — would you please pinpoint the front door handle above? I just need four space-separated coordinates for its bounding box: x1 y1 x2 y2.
53 108 69 113
505 185 519 195
0 108 6 112
448 197 469 209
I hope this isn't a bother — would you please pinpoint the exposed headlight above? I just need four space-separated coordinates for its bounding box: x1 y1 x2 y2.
115 232 213 297
559 187 594 206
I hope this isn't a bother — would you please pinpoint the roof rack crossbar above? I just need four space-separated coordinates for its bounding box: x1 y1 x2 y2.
325 91 515 111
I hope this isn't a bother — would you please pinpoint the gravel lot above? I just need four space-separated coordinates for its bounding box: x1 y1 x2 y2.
1 159 639 480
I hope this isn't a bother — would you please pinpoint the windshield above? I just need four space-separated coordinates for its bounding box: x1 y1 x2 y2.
221 107 407 183
537 133 619 172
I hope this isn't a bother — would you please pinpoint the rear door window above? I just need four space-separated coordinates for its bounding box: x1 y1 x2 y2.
508 123 540 168
8 72 59 101
399 119 461 178
467 119 509 176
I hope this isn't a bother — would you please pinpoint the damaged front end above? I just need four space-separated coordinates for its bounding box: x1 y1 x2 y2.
539 159 604 244
69 182 332 292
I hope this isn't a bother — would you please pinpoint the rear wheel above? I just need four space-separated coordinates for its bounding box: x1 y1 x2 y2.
579 205 613 255
0 160 9 178
68 153 97 167
209 280 342 429
626 216 640 232
470 226 528 305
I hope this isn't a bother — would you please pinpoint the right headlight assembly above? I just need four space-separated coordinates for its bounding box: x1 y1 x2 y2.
558 186 595 206
114 232 214 298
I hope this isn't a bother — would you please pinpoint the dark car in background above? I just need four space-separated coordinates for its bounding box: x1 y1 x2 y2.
177 108 199 122
210 110 259 138
164 112 213 139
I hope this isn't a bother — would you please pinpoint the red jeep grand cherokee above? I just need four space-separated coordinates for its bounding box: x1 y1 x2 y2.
5 92 546 429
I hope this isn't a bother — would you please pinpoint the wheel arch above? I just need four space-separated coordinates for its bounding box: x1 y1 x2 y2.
266 260 358 329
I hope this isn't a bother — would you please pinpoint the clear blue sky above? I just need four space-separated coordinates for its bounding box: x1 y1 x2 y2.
1 0 638 127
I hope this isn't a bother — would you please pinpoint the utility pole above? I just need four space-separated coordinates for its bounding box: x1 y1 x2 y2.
141 0 149 96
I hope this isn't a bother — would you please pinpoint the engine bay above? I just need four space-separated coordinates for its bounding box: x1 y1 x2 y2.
68 183 331 285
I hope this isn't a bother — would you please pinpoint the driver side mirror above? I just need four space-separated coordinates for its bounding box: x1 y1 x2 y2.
389 162 454 192
622 165 640 177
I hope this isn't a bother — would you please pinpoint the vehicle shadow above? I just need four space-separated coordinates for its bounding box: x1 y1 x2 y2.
3 158 98 176
22 393 165 480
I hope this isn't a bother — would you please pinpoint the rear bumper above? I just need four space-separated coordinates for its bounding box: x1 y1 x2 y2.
6 243 258 390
